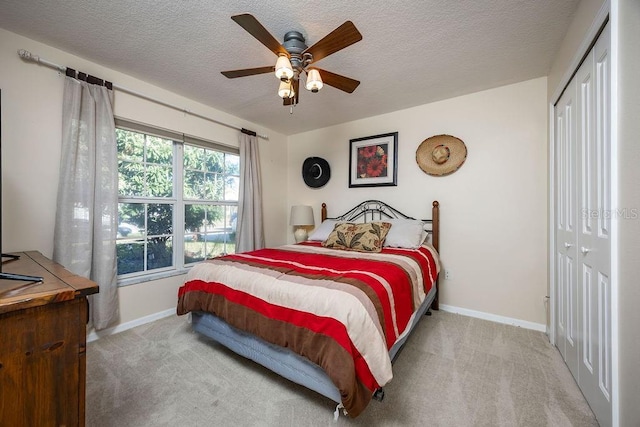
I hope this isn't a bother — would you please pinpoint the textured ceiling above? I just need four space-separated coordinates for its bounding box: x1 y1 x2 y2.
0 0 579 136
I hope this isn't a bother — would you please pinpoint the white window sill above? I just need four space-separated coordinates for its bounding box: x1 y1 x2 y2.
117 267 190 287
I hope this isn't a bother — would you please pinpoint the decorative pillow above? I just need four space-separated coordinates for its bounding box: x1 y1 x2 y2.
383 219 428 249
308 220 339 241
323 222 391 253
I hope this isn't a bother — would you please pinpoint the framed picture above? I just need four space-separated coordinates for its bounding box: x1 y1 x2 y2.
349 132 398 188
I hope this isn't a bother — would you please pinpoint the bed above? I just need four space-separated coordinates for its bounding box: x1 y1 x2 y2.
177 200 440 418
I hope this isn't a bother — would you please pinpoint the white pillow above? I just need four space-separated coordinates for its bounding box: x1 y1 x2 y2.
383 219 428 249
308 219 339 241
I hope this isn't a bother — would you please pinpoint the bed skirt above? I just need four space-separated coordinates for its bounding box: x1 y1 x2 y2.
191 284 437 405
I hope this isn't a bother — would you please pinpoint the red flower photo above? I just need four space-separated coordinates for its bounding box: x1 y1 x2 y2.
357 144 388 178
349 132 398 188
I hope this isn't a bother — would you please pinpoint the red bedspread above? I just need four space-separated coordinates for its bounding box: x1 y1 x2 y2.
177 242 439 417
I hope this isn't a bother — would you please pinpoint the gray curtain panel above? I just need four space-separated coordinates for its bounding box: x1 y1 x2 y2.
53 76 119 330
236 133 265 252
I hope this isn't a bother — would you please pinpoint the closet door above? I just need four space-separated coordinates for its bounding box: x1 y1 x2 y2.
555 22 611 427
576 23 611 427
555 77 579 379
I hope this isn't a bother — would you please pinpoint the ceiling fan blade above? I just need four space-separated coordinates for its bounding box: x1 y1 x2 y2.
283 78 300 106
221 66 275 79
231 14 288 57
303 21 362 63
315 68 360 93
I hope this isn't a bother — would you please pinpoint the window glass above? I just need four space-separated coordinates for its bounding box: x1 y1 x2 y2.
184 204 237 263
116 125 238 281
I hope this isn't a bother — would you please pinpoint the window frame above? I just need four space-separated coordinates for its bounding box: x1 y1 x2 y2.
115 118 240 287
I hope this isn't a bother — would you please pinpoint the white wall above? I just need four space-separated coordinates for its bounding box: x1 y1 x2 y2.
616 0 640 424
288 77 549 326
0 28 288 327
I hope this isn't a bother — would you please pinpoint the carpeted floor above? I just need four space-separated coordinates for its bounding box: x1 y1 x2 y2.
86 310 598 426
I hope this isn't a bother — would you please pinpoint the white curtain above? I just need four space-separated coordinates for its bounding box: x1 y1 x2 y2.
53 76 119 330
236 132 265 252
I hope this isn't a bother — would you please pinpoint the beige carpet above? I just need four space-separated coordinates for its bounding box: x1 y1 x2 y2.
86 310 598 426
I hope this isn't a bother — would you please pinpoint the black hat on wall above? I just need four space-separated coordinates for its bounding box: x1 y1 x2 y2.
302 157 331 188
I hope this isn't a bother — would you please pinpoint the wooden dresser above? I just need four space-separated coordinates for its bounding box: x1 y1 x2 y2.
0 251 99 427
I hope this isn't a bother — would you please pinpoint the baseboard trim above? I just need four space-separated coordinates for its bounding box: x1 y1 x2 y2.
439 304 547 332
86 304 546 342
87 308 176 342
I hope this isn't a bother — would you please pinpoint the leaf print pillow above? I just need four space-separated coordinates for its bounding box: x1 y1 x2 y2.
322 221 392 252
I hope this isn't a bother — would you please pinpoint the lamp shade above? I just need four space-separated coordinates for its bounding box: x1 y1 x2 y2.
305 69 323 93
290 205 314 226
275 55 294 81
278 80 295 99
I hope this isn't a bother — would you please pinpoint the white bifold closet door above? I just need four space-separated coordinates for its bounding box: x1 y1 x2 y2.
554 22 611 427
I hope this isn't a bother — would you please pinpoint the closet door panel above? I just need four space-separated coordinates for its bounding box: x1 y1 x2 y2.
574 22 612 427
555 78 579 377
555 21 611 427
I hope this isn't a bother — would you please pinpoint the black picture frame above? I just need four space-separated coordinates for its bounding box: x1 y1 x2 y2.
349 132 398 188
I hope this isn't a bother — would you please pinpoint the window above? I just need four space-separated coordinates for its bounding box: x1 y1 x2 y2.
115 119 239 283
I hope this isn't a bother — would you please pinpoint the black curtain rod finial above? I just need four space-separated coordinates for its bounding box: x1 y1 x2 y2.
241 128 257 137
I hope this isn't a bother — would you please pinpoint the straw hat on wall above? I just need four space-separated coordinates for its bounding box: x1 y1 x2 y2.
416 134 467 176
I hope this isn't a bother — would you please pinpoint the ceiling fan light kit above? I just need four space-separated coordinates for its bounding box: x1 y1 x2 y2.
221 14 362 107
305 69 323 93
278 79 295 99
275 54 294 81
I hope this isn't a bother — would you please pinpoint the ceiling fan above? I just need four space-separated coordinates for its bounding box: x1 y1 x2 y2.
221 14 362 107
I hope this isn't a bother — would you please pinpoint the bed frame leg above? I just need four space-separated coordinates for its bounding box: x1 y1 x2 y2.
426 310 432 316
373 388 385 402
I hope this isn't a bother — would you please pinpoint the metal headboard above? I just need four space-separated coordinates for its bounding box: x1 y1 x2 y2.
327 200 415 222
321 200 439 249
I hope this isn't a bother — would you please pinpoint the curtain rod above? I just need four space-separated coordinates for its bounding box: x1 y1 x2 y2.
17 49 269 140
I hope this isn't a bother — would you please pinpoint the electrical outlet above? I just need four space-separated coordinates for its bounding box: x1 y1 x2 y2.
445 270 451 280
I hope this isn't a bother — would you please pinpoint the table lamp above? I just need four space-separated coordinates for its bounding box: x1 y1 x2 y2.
290 205 314 242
